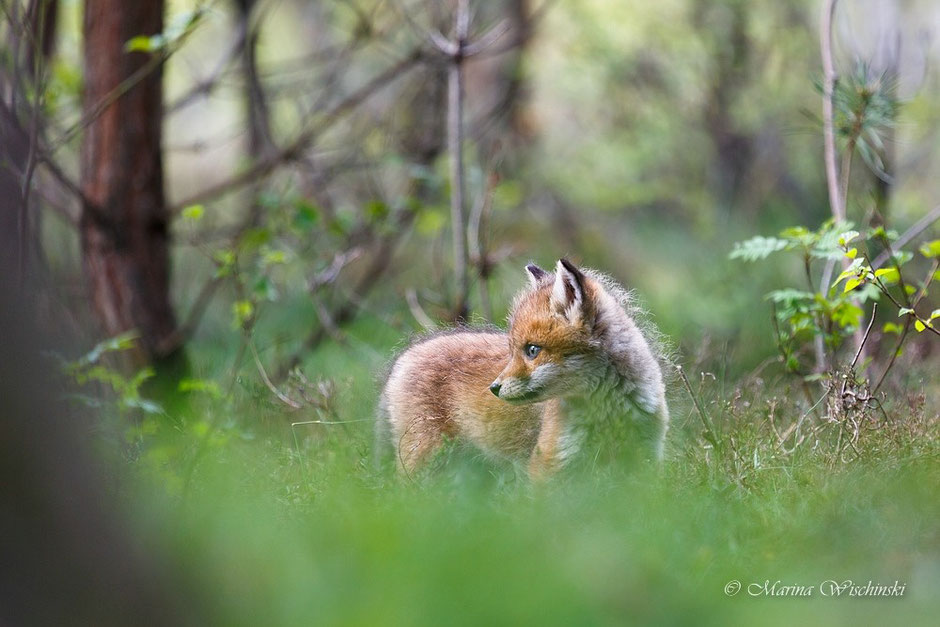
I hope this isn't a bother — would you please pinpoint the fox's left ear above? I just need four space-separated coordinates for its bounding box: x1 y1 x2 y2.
551 259 588 324
525 263 549 287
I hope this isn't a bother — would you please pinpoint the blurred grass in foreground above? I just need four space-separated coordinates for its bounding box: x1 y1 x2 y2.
105 313 939 626
130 428 938 626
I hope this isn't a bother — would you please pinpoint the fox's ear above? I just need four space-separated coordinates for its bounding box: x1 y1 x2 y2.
525 263 549 287
551 259 586 323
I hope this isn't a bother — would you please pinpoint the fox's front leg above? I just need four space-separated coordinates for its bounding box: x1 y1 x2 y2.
528 400 570 480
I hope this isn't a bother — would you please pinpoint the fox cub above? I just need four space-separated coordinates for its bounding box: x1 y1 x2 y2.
378 259 669 478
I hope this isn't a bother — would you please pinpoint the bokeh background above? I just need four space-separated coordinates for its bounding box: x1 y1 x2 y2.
2 0 939 624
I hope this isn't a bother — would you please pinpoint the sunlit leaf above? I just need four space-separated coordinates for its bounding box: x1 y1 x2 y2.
182 204 205 221
873 267 899 284
843 277 862 293
919 239 940 258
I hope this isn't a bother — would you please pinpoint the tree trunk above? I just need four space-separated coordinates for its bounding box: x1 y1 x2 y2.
80 0 178 362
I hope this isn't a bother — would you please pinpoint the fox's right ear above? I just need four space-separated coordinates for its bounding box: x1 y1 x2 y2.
525 263 549 287
551 258 587 324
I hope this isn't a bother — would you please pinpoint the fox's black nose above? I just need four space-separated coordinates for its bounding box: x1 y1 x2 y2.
489 381 501 397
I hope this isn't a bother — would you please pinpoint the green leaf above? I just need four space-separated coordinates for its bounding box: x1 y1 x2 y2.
178 378 222 399
416 208 446 236
729 236 789 261
898 307 914 317
890 250 913 266
261 248 287 266
364 200 389 222
882 322 902 334
834 268 857 284
253 276 278 302
873 267 899 284
239 227 271 252
125 35 158 53
833 258 864 286
293 200 320 230
780 226 811 239
845 247 857 259
74 331 140 367
831 301 863 328
765 289 814 303
914 319 926 332
930 309 940 320
837 230 860 247
919 239 940 258
182 204 205 221
843 277 863 293
232 300 254 329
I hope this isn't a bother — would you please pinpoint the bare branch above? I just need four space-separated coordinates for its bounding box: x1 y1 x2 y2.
821 0 843 222
850 302 876 369
870 204 940 270
447 0 470 320
463 19 511 57
169 48 424 214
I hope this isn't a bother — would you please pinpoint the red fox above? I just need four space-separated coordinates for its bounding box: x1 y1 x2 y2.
378 259 669 478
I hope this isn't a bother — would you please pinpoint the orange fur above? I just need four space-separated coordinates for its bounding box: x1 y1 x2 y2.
379 259 669 478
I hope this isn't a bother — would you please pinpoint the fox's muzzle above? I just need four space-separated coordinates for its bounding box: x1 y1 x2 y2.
489 380 501 397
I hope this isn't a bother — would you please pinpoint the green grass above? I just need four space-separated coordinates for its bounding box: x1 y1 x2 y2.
105 316 940 626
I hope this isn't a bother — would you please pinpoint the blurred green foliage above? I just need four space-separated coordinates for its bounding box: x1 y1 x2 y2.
31 0 940 623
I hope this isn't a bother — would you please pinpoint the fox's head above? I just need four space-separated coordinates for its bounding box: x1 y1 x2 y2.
490 259 599 403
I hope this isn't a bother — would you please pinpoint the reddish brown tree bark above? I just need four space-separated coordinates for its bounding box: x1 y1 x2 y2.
80 0 178 362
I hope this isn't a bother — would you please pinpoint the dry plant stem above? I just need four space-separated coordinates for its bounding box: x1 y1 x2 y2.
469 174 496 322
406 288 437 330
250 339 301 409
676 364 721 453
850 302 876 369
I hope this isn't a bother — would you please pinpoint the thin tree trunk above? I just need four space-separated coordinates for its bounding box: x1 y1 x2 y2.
80 0 178 362
447 0 470 322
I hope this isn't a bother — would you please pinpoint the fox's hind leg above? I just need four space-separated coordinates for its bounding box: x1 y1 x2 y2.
394 416 445 477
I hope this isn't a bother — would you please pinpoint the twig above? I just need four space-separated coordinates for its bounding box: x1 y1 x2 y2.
873 316 910 393
18 1 47 288
468 172 496 322
164 19 248 116
676 364 721 453
873 258 939 391
308 247 364 294
870 204 940 270
50 30 197 153
406 288 437 330
250 339 301 409
169 49 424 214
850 302 876 369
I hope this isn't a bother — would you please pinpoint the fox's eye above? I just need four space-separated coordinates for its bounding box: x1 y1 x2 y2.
524 344 541 360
